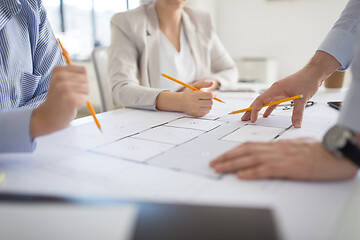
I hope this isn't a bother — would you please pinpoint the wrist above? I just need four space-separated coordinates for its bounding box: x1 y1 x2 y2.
156 91 185 112
307 51 341 84
30 104 52 140
323 125 360 167
212 80 220 90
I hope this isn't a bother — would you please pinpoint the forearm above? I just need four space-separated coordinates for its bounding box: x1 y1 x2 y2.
306 50 341 85
156 91 185 112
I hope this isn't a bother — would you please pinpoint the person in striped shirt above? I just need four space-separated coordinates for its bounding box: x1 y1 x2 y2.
0 0 89 153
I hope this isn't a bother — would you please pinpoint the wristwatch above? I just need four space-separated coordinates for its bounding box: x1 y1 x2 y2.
323 125 360 167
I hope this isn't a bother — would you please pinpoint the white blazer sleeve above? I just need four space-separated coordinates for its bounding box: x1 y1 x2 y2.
208 32 238 88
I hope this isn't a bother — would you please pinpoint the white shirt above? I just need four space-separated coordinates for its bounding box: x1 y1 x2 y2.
158 24 196 92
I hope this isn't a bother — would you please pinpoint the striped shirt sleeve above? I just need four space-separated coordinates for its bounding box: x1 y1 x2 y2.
0 108 36 152
0 0 64 153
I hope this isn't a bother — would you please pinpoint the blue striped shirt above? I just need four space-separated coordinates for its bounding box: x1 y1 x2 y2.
0 0 64 152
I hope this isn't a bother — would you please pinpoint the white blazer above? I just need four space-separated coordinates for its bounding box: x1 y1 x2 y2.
108 2 238 109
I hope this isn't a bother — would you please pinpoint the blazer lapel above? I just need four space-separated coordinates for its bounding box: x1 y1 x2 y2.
145 3 161 87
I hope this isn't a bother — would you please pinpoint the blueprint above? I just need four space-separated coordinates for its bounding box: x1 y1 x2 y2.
0 92 352 240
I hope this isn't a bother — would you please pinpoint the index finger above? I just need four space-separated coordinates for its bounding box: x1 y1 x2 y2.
197 91 214 100
291 98 308 128
241 86 283 122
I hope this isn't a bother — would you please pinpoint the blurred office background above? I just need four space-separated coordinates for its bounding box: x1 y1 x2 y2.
42 0 349 115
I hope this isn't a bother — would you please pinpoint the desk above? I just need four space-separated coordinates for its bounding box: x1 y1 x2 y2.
0 87 358 240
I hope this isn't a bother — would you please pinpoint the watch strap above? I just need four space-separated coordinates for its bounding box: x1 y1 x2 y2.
341 141 360 167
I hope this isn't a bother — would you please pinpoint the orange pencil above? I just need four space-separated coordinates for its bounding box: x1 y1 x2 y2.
229 94 303 115
161 73 225 103
58 39 103 133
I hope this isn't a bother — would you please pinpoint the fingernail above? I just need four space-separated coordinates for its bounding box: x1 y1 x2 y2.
294 121 302 128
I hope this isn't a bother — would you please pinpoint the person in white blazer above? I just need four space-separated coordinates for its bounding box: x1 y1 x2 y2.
108 0 238 117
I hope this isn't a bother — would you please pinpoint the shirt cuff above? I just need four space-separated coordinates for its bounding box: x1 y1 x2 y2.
118 87 167 110
318 28 355 71
338 79 360 134
0 108 36 153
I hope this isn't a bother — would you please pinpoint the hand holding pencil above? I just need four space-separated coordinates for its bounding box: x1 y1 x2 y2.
230 95 303 115
30 61 90 139
58 39 102 133
158 73 220 117
241 70 319 128
162 73 225 103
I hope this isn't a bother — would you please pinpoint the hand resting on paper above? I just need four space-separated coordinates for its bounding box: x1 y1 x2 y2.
210 139 358 181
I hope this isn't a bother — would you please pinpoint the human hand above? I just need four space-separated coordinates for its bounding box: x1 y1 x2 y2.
242 51 341 128
181 80 214 117
192 79 220 92
241 69 320 128
30 65 89 139
210 139 358 181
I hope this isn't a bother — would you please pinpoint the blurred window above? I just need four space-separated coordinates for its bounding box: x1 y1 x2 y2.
44 0 140 60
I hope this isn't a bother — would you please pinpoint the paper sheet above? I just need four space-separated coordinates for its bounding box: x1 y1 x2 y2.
165 117 225 131
132 126 204 145
250 115 292 129
93 138 174 162
278 114 335 141
222 125 284 143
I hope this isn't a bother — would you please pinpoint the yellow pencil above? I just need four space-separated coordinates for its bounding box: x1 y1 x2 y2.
229 94 304 115
161 73 225 103
0 173 5 184
58 39 103 133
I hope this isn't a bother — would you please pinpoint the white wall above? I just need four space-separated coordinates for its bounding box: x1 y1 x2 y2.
187 0 218 29
190 0 349 81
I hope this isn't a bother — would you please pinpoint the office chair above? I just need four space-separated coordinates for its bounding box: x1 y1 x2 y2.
91 47 115 112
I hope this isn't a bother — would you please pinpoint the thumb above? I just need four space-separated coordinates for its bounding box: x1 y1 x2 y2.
193 80 213 90
292 99 307 128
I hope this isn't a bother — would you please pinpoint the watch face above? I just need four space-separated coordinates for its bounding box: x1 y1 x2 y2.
323 126 351 150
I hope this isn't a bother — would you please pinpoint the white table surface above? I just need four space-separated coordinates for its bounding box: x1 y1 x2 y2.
1 86 359 240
